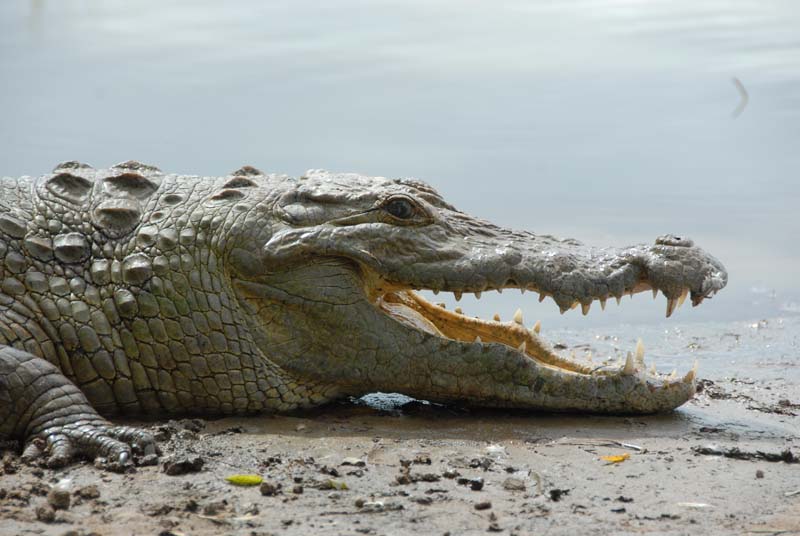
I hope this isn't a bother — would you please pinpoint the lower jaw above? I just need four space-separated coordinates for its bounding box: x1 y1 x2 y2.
377 290 594 374
375 289 698 389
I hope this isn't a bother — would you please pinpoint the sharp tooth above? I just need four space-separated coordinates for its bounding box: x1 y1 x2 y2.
649 363 657 375
615 296 622 306
517 341 527 353
635 338 645 365
433 289 440 295
497 288 503 294
475 291 482 299
532 320 541 334
539 293 546 303
520 288 526 295
436 302 446 309
454 307 463 314
666 298 678 318
652 288 658 300
513 308 524 325
600 298 607 311
668 369 677 380
683 360 698 384
475 335 482 343
678 288 689 308
587 352 593 362
622 352 635 375
581 302 591 316
454 291 462 302
493 313 501 322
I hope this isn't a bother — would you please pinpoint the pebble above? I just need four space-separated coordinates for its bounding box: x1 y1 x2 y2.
47 488 70 510
35 505 55 523
162 456 204 476
260 481 281 496
474 501 492 510
502 477 525 491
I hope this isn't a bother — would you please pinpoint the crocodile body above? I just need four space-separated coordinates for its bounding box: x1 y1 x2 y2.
0 161 727 467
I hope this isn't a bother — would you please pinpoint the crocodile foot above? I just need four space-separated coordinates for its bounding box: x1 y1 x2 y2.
21 421 158 472
1 346 158 472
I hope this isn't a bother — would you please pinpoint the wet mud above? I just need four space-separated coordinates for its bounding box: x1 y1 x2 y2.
1 317 798 535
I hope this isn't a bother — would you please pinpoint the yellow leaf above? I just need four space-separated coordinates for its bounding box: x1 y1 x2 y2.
225 474 263 486
600 453 630 464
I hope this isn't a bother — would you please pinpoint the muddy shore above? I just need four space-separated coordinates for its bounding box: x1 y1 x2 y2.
1 317 798 536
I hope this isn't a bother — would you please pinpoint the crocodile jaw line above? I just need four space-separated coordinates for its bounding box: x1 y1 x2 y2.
375 287 699 391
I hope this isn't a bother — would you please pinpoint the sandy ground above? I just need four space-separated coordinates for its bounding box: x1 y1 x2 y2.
1 318 798 536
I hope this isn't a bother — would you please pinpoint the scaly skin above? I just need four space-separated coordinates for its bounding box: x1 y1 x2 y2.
0 161 727 467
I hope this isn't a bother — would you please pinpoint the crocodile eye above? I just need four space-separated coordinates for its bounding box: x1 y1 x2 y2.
383 197 416 220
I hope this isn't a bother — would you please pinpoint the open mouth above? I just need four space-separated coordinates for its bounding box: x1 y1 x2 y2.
376 288 698 388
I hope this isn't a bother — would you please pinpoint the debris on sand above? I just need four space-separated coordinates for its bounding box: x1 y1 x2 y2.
162 455 205 475
502 478 526 491
600 453 631 464
225 474 263 486
457 477 484 491
47 488 70 510
692 446 798 464
259 481 282 496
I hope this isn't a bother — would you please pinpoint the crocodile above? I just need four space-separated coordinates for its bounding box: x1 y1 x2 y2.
0 161 727 468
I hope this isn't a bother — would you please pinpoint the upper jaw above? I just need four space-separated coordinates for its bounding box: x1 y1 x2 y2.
375 233 728 319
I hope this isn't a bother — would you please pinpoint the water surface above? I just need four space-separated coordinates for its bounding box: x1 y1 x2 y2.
1 0 798 332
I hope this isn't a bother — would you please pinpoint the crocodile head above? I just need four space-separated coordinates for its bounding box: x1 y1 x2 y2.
229 170 727 414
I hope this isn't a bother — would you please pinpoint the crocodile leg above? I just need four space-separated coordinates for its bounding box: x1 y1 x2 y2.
0 346 156 470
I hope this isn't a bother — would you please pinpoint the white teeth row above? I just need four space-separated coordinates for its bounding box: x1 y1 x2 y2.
434 296 696 384
430 286 694 318
442 304 544 337
619 338 698 384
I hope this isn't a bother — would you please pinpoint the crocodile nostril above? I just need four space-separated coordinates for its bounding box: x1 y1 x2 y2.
655 234 694 248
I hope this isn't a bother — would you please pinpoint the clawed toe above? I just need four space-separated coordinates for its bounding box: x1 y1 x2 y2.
22 421 158 470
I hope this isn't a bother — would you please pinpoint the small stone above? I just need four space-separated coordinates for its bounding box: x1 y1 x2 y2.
442 468 460 479
502 477 526 491
36 505 56 522
75 485 100 500
756 470 764 479
202 501 227 516
259 481 281 496
162 455 204 476
341 457 366 467
140 453 159 466
292 485 304 494
457 477 484 491
47 488 71 510
474 501 492 510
